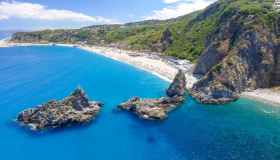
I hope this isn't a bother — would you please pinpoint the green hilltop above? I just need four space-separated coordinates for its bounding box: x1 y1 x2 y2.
11 0 279 62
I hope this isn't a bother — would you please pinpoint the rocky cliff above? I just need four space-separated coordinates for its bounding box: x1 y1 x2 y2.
190 0 280 104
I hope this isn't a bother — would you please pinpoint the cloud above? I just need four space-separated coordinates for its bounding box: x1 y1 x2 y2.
145 0 216 20
163 0 183 4
0 1 116 24
0 15 8 20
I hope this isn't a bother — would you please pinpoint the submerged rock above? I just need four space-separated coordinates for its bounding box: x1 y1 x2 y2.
118 70 186 120
16 88 103 131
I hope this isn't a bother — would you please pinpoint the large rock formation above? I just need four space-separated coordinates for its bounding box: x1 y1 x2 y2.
118 70 186 120
166 69 186 97
190 1 280 104
159 28 173 52
118 97 184 120
17 88 103 131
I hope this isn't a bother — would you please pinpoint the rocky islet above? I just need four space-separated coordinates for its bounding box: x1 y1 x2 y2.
17 88 103 131
16 69 187 131
118 69 187 120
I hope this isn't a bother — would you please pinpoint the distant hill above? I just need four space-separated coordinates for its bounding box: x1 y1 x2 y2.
9 10 201 61
0 30 23 39
11 0 278 62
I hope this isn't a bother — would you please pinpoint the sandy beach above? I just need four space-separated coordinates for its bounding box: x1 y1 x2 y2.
242 88 280 106
0 39 11 47
79 45 197 89
2 40 280 106
1 40 197 88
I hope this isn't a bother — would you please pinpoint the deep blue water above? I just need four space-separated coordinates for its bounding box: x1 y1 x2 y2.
0 46 280 160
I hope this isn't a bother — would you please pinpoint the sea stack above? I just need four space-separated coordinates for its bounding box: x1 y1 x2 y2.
16 88 103 131
166 69 186 97
118 69 186 120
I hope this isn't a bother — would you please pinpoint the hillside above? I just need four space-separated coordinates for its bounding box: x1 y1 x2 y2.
9 9 201 61
10 1 278 63
190 0 280 104
10 0 280 104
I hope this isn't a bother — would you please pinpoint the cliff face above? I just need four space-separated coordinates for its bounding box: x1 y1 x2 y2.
191 0 280 104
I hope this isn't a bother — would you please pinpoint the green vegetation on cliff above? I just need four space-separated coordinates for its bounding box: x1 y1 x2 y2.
190 0 280 104
11 0 279 62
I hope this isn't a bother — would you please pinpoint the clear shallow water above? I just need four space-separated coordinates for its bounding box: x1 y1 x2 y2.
0 46 280 160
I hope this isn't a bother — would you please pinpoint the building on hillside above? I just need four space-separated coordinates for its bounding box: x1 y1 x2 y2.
274 0 280 11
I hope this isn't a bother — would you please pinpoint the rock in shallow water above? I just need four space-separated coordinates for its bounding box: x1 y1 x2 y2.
190 83 240 104
118 96 184 120
118 70 186 120
16 88 103 131
166 69 186 97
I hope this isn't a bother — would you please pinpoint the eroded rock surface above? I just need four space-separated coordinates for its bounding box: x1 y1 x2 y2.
190 5 280 104
166 69 186 97
17 88 103 131
118 70 186 120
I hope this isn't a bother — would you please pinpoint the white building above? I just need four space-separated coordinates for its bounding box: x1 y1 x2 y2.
274 0 280 11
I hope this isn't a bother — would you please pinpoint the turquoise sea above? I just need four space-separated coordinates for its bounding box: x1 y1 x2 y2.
0 46 280 160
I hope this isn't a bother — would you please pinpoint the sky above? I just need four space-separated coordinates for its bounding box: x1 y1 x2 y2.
0 0 217 30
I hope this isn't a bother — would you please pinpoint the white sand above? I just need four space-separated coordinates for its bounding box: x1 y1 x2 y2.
2 42 197 89
77 46 280 106
79 45 197 89
0 41 75 48
3 41 280 106
0 39 11 47
242 89 280 106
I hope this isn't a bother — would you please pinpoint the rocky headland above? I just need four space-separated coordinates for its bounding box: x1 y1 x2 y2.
190 1 280 104
17 88 103 131
118 70 186 120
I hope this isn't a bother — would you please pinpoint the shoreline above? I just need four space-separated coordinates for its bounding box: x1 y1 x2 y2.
79 45 198 88
80 45 176 83
242 89 280 106
1 40 280 106
0 40 197 89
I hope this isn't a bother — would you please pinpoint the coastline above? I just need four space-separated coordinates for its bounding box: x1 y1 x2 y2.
80 45 198 88
242 88 280 106
0 40 197 89
0 38 11 47
2 40 280 106
80 45 176 82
